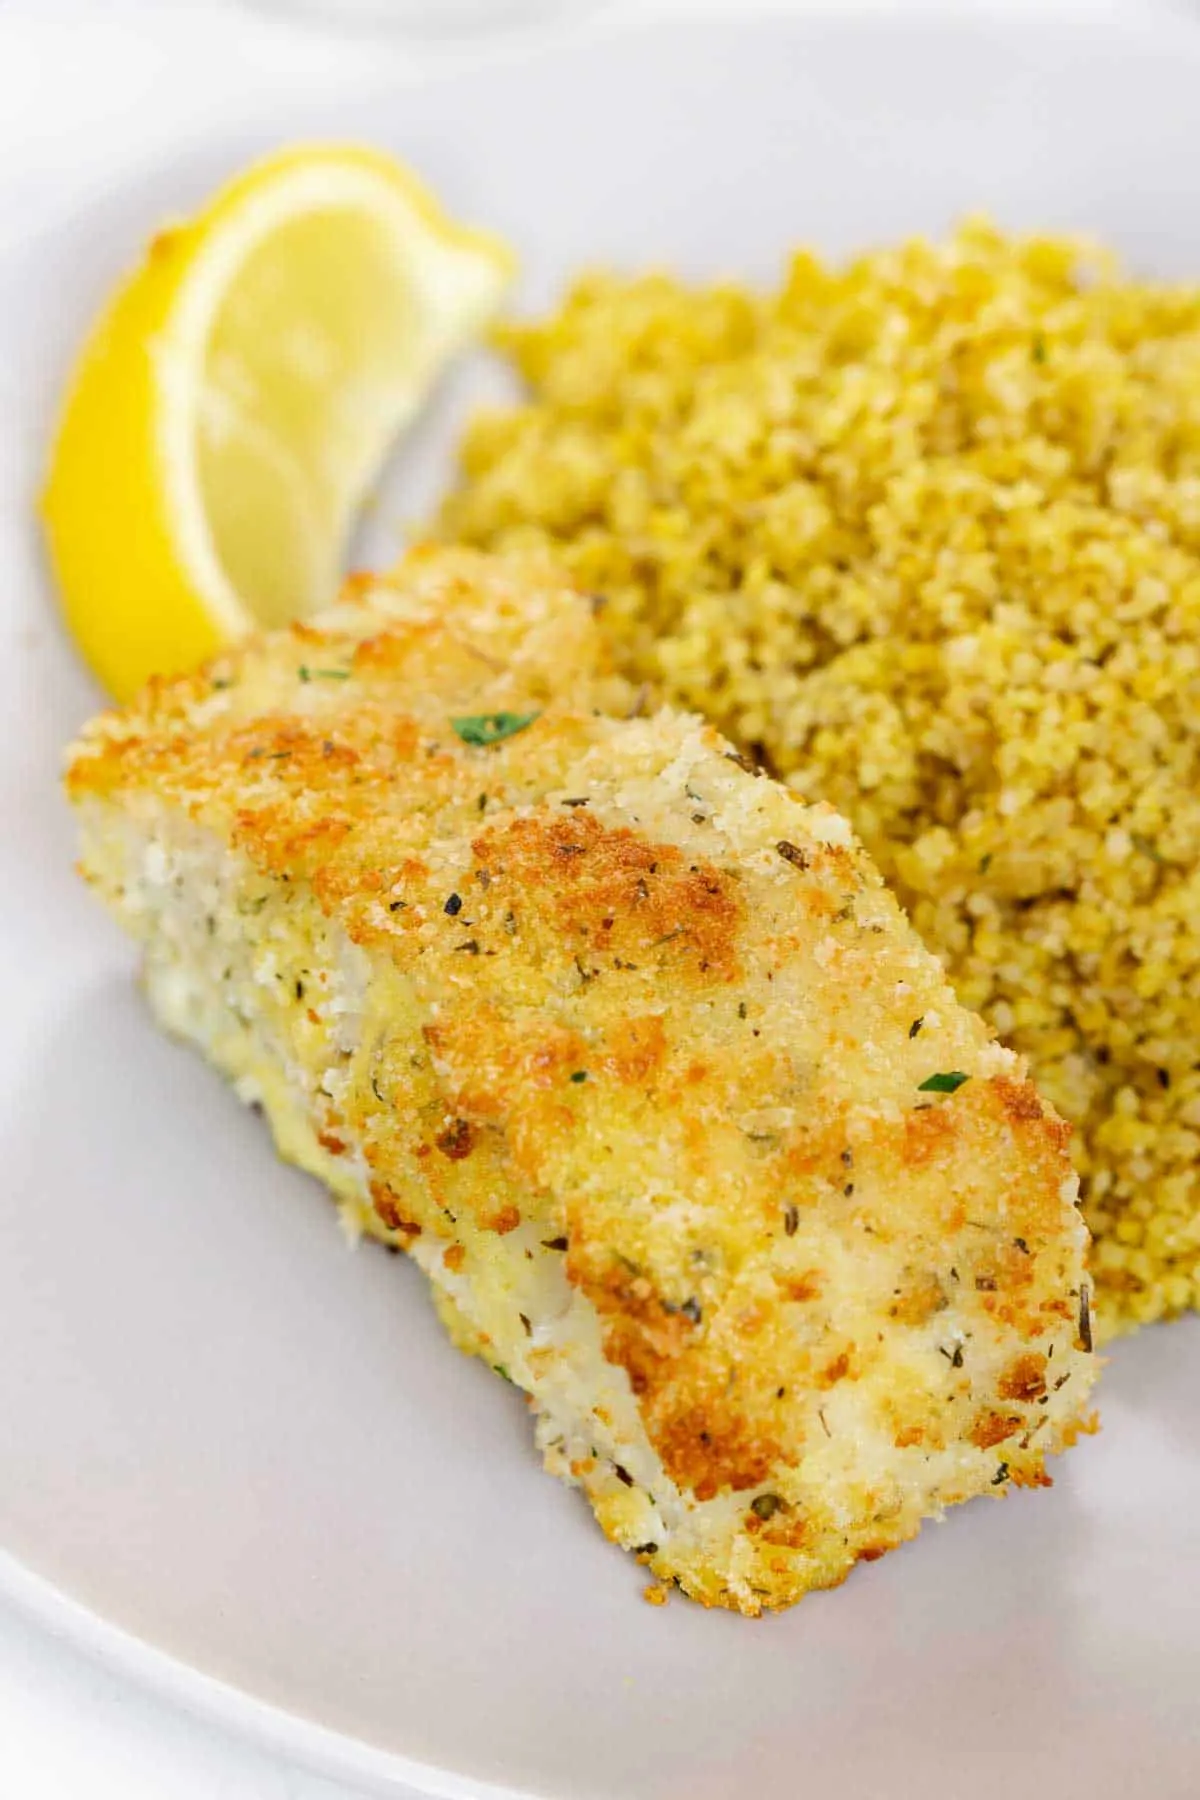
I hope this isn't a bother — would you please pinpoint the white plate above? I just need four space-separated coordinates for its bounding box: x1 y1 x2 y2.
4 8 1200 1798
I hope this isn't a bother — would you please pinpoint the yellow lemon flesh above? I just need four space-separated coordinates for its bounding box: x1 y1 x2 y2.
42 145 514 701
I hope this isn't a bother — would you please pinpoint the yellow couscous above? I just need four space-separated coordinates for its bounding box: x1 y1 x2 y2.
440 218 1200 1341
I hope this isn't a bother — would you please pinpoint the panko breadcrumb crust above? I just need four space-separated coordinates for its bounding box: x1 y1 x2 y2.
66 548 1095 1613
440 219 1200 1339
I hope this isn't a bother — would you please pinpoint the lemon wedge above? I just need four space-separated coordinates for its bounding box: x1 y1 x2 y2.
42 144 514 701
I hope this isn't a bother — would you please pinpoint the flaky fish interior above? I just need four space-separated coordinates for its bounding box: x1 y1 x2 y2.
65 547 1097 1614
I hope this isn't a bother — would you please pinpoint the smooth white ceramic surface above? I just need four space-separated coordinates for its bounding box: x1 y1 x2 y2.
3 7 1200 1798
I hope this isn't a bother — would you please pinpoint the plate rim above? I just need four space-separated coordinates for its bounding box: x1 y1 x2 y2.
0 1548 539 1800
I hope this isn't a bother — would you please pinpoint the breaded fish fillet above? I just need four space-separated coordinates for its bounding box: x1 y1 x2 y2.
65 547 1096 1614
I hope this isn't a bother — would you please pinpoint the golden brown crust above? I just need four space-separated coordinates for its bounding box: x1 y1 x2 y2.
472 812 743 981
66 547 1097 1612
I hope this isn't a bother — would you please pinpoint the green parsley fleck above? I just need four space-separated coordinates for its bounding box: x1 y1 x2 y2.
452 711 540 747
918 1070 971 1094
298 665 351 682
570 1070 589 1084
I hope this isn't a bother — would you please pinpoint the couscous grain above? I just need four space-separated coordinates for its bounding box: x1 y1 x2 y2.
440 218 1200 1340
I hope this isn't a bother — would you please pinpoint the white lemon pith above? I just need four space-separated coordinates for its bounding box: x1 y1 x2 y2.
42 145 514 700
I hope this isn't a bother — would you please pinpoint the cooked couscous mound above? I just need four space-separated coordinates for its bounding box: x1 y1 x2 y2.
440 219 1200 1340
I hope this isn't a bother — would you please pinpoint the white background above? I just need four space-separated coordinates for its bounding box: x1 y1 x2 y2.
0 1 1168 1796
